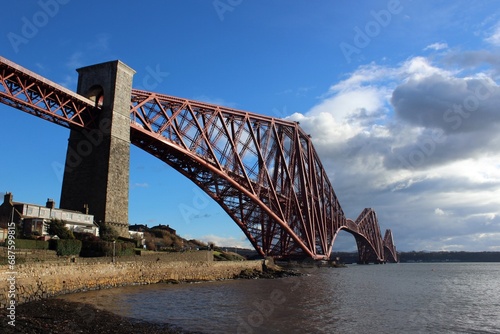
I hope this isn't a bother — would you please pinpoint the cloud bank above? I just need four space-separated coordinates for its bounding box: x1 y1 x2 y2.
287 51 500 251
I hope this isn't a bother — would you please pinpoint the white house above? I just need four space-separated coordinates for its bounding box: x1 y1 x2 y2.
0 193 99 238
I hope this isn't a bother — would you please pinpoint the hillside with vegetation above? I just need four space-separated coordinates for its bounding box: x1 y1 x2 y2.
2 220 254 261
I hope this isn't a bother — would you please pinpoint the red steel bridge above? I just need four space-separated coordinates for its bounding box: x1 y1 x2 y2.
0 56 397 263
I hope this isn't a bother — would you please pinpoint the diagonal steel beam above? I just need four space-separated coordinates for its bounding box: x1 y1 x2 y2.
0 56 97 129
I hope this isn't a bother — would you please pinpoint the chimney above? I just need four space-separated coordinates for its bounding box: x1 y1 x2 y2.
83 203 89 214
4 192 13 205
46 198 56 209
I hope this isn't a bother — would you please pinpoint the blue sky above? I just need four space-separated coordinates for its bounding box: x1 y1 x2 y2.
2 0 500 252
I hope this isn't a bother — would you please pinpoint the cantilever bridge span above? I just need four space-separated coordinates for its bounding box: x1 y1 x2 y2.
0 56 397 262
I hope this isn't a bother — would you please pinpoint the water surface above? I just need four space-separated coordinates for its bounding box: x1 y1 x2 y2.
60 263 500 333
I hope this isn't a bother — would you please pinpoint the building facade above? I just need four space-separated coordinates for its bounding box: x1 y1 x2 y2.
0 193 99 239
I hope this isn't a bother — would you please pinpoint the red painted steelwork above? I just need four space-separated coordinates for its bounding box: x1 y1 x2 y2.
0 56 398 261
354 208 385 263
383 229 398 263
129 89 345 260
0 56 98 129
337 209 388 263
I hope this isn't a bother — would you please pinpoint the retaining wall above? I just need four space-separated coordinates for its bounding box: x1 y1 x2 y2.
0 251 263 308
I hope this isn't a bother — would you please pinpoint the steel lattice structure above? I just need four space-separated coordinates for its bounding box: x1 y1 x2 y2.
0 56 97 129
383 229 399 263
0 56 398 261
129 89 346 259
341 209 386 263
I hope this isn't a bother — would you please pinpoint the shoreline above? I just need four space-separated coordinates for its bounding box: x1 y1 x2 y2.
0 298 202 334
1 265 300 333
0 252 265 308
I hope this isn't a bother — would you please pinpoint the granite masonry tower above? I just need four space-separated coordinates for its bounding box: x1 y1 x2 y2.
60 61 135 237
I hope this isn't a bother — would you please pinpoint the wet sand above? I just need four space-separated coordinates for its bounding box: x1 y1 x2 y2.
0 298 200 334
0 267 299 333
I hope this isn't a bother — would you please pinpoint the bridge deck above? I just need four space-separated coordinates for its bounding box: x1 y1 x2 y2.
0 56 95 106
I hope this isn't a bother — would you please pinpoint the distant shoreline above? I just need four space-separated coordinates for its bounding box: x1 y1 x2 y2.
332 251 500 263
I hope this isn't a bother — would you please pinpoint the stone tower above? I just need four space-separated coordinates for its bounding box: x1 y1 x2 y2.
60 60 135 238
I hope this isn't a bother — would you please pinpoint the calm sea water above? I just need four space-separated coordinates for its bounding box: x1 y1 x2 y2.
60 263 500 333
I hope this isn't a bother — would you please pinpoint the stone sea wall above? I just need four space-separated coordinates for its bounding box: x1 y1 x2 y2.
0 251 263 308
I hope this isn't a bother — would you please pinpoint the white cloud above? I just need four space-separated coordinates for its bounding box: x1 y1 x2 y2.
401 56 454 81
287 111 356 144
310 87 384 120
424 42 448 51
286 63 393 147
485 23 500 46
328 63 396 92
199 234 252 248
434 208 450 216
287 53 500 251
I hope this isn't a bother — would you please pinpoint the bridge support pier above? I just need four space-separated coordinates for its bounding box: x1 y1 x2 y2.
60 60 135 238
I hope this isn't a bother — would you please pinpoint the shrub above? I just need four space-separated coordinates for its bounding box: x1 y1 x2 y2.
49 239 82 256
79 240 135 257
25 231 41 240
117 241 136 256
15 239 49 250
98 223 119 241
144 232 156 250
145 239 156 251
150 228 166 239
79 240 105 257
74 232 100 243
48 219 75 239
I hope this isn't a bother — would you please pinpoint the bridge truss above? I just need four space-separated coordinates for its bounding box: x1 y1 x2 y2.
0 56 398 261
383 229 398 263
